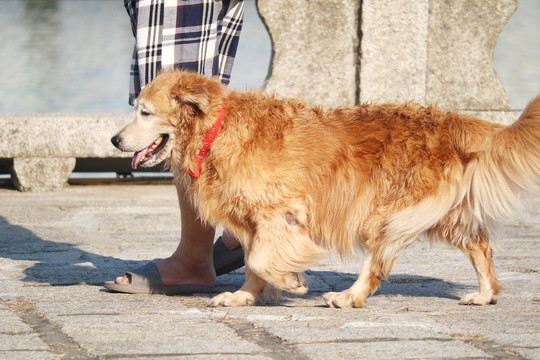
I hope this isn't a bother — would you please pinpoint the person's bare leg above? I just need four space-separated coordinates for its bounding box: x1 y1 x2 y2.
220 230 242 250
155 181 217 286
115 181 216 286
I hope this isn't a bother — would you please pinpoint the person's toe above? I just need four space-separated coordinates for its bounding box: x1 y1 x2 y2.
115 274 130 284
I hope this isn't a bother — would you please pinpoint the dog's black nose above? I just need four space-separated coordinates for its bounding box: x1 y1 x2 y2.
111 136 121 148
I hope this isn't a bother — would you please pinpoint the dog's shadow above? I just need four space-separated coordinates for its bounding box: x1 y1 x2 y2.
312 270 467 300
211 269 470 305
1 215 469 303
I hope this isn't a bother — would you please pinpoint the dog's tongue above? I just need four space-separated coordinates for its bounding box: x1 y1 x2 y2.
131 148 149 170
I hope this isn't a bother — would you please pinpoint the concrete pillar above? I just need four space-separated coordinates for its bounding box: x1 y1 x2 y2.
257 0 361 107
426 0 517 110
11 158 76 192
358 0 517 110
358 0 430 105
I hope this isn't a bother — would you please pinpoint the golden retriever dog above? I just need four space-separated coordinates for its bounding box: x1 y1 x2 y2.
111 70 540 308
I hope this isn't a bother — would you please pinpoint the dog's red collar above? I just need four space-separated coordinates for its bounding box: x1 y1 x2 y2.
189 104 226 177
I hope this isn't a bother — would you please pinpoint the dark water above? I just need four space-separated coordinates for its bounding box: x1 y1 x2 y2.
0 0 538 113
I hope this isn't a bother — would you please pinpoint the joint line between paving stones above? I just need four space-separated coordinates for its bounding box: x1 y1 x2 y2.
221 318 311 360
218 319 526 360
99 352 259 359
455 337 525 359
294 336 524 359
1 297 95 359
293 337 455 345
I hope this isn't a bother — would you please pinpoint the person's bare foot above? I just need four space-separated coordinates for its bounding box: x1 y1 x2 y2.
114 252 216 287
114 232 241 286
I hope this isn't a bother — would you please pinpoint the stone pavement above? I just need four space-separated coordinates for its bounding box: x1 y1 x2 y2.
0 183 538 359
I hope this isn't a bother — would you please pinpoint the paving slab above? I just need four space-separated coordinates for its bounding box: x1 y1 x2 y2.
0 184 539 359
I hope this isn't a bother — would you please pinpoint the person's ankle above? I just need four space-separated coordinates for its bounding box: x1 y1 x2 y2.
156 256 216 286
221 231 241 250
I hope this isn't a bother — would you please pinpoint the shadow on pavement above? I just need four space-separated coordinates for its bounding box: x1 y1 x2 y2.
1 215 468 302
0 215 143 286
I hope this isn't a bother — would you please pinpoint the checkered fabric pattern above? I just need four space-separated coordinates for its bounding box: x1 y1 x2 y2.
124 0 244 105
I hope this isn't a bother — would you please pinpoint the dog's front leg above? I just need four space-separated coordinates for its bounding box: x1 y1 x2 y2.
209 266 267 307
246 217 327 295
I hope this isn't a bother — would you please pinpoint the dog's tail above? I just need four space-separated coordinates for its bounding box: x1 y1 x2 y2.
469 94 540 222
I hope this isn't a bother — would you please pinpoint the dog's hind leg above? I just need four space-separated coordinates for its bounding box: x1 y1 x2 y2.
323 250 397 308
458 236 502 305
323 229 409 308
324 189 461 308
209 266 268 306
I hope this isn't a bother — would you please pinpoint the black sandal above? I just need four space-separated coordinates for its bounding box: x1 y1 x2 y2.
213 236 244 275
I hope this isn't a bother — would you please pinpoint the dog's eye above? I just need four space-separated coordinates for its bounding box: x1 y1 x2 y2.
141 108 152 116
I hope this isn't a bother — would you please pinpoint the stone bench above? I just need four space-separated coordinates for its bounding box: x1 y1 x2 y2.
0 113 133 191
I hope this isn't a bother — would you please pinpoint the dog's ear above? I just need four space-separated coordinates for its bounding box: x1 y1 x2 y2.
171 84 211 116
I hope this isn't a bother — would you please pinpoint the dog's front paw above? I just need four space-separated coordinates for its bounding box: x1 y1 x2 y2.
282 273 308 295
323 290 366 308
459 292 498 305
209 291 257 307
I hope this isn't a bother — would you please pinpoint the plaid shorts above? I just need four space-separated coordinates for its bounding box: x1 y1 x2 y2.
124 0 244 105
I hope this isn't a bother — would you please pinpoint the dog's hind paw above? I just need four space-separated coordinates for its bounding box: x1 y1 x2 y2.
323 290 366 308
459 292 498 305
209 291 256 307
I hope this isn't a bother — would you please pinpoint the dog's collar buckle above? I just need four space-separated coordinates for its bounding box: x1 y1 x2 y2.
189 104 226 177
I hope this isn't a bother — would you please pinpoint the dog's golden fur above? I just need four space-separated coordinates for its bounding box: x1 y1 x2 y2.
112 70 540 308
